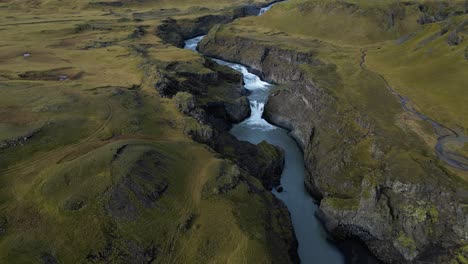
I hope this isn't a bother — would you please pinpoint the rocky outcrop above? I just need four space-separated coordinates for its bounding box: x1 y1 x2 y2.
225 96 251 123
18 67 84 81
199 26 468 263
147 22 287 191
416 1 467 25
0 126 43 150
213 133 285 190
155 3 267 48
171 90 283 191
107 149 169 221
199 28 320 85
447 20 467 46
171 88 283 190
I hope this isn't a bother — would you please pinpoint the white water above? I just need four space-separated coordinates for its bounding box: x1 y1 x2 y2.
184 35 205 52
184 38 274 131
213 59 275 130
259 2 279 15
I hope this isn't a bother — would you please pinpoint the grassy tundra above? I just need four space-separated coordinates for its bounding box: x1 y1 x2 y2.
0 0 298 263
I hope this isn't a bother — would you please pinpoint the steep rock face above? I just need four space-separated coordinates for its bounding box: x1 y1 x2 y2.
143 50 283 190
199 27 468 263
155 3 267 48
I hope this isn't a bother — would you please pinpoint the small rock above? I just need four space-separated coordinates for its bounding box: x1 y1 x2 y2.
225 96 251 123
40 253 58 264
276 186 284 193
0 216 7 235
112 88 125 96
63 196 86 211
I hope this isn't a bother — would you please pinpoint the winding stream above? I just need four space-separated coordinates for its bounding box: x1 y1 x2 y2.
381 74 468 171
361 50 468 171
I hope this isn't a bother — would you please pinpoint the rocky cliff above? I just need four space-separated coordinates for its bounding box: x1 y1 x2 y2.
198 25 468 263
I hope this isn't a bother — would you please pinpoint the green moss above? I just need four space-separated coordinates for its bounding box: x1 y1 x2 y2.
202 161 241 196
258 140 282 161
402 201 439 224
428 206 440 222
322 197 359 211
361 173 378 199
458 254 468 264
397 232 417 252
174 91 195 113
452 244 468 264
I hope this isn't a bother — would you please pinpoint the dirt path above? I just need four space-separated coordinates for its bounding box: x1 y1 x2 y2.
360 49 468 171
0 100 114 176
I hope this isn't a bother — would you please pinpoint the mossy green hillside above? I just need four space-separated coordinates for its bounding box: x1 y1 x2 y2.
367 15 468 130
0 0 295 262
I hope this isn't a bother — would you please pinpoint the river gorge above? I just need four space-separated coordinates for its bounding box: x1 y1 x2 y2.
183 5 378 262
1 0 466 263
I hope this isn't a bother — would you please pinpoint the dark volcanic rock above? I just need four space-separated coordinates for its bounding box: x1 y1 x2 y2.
268 197 300 264
155 4 263 48
447 20 467 46
225 96 251 123
107 185 140 221
128 25 147 39
107 149 169 221
40 253 59 264
199 28 320 84
0 126 43 150
89 1 123 7
62 195 86 211
212 133 284 190
447 30 461 45
155 18 185 47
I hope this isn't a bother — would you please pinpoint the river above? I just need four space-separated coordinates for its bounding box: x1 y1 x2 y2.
184 3 379 264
